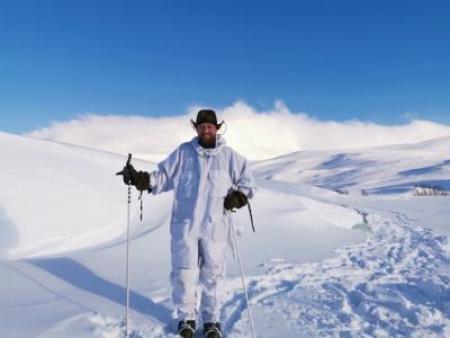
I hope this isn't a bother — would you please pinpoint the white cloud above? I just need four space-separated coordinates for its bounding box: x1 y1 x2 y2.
25 100 450 161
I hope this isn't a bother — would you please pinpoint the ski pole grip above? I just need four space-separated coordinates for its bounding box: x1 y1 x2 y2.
126 153 132 167
115 153 133 176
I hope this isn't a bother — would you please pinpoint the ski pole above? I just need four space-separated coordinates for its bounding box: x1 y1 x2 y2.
230 213 257 338
125 179 131 337
116 153 133 337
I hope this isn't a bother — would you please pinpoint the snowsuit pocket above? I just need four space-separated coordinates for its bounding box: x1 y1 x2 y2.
177 170 197 199
171 198 195 242
207 197 228 242
208 169 231 197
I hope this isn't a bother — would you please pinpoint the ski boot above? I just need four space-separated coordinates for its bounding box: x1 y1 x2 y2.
203 322 222 338
177 320 196 338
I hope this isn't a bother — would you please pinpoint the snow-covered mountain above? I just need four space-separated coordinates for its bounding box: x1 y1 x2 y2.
0 131 449 337
253 135 450 196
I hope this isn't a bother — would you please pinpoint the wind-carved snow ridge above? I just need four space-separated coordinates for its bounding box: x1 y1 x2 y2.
221 211 450 338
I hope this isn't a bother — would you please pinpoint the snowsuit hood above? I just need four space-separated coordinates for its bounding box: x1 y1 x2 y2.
190 134 226 158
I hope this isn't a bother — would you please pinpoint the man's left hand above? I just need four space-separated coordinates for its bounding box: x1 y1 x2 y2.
224 190 248 210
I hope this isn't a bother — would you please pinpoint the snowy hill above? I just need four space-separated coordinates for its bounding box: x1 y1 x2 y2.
252 135 450 196
0 131 449 337
0 131 172 259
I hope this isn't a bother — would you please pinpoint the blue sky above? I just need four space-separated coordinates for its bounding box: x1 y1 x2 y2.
1 0 449 134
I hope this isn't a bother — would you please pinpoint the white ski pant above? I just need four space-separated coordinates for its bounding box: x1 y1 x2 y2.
171 235 228 323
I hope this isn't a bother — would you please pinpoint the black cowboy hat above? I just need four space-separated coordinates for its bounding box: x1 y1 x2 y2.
191 109 224 129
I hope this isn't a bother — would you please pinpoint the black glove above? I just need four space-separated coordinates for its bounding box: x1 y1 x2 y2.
224 190 248 210
117 164 150 192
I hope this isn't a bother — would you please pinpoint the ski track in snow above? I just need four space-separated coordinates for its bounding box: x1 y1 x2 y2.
218 209 450 338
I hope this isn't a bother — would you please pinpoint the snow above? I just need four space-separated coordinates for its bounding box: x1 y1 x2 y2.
0 131 449 337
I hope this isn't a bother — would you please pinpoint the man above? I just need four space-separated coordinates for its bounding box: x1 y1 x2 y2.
118 109 256 338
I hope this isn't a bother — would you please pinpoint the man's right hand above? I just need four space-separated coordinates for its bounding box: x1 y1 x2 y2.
117 164 150 192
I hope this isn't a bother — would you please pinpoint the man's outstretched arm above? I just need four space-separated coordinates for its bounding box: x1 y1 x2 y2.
149 146 182 194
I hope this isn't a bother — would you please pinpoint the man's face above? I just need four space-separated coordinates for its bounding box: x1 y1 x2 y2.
197 122 217 145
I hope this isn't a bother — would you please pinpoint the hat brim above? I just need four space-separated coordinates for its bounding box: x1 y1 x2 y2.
191 119 224 129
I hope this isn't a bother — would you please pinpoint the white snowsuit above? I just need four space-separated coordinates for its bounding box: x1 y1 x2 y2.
149 135 255 322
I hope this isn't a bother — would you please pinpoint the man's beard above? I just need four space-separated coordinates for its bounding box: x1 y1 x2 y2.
199 134 216 148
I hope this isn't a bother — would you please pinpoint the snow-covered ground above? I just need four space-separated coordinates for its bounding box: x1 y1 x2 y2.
0 131 449 337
